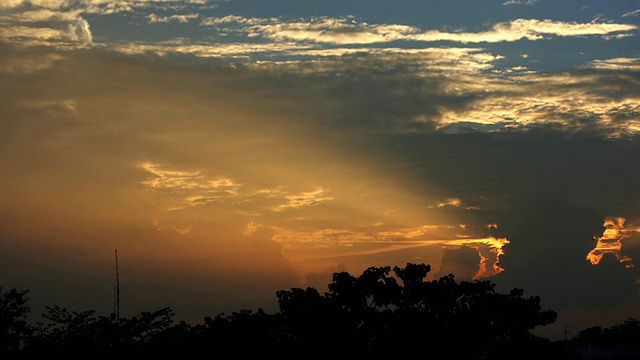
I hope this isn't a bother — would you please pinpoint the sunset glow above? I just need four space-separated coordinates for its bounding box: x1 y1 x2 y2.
1 0 639 341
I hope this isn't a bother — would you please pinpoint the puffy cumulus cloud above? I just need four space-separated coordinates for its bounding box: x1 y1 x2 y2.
0 6 92 47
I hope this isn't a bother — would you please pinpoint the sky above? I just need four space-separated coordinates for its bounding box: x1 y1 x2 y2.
1 0 639 341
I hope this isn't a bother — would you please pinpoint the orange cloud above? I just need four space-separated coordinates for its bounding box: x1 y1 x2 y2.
443 237 510 279
587 217 636 268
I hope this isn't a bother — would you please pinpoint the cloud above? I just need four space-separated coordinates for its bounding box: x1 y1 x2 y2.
88 18 638 141
147 12 199 24
196 15 638 48
431 63 640 137
111 40 315 59
138 162 243 210
440 238 510 279
1 13 639 335
502 0 538 5
254 17 420 45
0 0 210 12
272 187 334 212
0 7 92 47
587 57 640 71
491 190 640 306
411 19 636 44
587 217 639 268
20 99 78 117
224 16 637 45
0 0 223 48
200 15 271 27
436 198 462 208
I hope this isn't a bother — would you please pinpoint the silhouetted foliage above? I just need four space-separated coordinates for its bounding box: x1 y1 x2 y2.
3 263 636 358
0 286 31 356
23 306 175 357
568 318 640 359
276 263 558 357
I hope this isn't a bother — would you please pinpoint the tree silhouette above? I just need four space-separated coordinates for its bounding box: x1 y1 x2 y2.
0 286 31 356
5 262 629 358
275 263 558 357
569 318 640 359
24 305 175 356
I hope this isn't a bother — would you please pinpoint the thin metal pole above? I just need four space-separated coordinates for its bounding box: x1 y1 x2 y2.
115 249 120 323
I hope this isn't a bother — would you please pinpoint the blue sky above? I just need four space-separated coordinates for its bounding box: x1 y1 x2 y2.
1 0 640 340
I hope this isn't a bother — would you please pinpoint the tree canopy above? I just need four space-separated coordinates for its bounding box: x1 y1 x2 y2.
3 262 636 358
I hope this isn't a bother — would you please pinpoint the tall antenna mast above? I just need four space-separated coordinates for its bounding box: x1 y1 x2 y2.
115 249 120 323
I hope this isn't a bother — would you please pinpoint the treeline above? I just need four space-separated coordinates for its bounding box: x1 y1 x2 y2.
1 263 638 359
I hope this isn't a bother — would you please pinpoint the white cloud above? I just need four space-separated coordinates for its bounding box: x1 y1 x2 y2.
502 0 538 5
588 57 640 71
211 16 637 45
147 13 199 24
200 15 270 27
0 6 93 46
0 21 92 47
0 0 209 11
411 19 637 44
254 17 420 45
